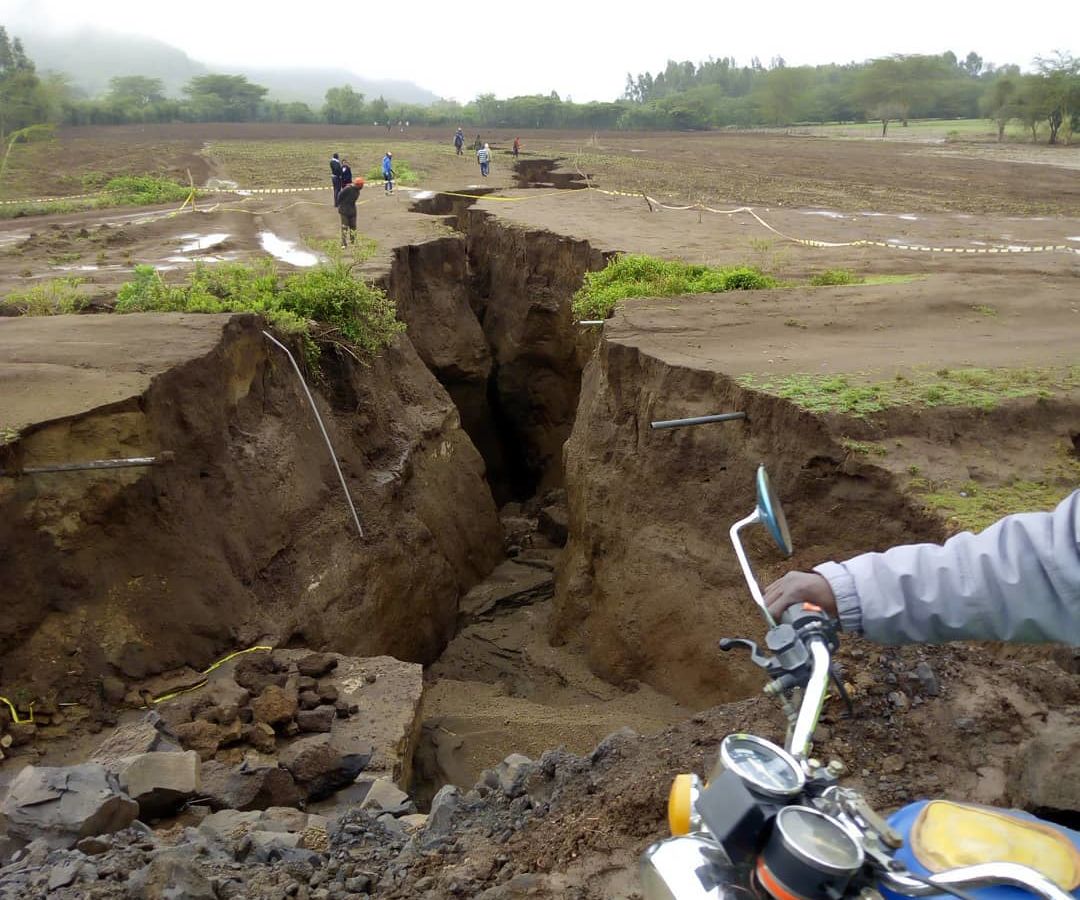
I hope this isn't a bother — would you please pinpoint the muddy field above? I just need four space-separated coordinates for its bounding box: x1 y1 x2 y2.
0 124 1078 899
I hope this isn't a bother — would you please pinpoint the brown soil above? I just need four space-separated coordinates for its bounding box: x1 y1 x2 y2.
1 124 1078 898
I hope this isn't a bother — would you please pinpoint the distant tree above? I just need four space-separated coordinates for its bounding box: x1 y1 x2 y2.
323 85 365 124
368 95 389 124
962 52 984 77
182 74 268 122
980 73 1019 141
0 27 46 140
855 58 909 135
1034 51 1080 144
106 76 166 109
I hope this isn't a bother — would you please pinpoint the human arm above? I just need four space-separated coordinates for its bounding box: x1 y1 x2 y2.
765 490 1080 645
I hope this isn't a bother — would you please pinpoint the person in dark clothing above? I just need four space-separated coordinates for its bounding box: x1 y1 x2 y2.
337 177 364 247
512 137 521 158
454 128 465 155
330 153 343 205
340 159 353 187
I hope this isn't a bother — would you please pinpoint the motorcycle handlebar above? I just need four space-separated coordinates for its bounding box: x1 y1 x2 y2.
787 635 831 759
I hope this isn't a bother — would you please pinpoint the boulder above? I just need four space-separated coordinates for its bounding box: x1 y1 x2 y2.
198 809 263 841
200 760 301 811
233 653 285 694
100 676 127 706
128 854 216 900
298 690 322 711
91 718 176 765
426 784 461 836
295 653 338 678
279 735 371 801
114 751 201 818
1009 727 1080 813
495 754 534 799
359 777 414 816
173 720 222 760
538 504 569 546
1 764 138 849
250 684 297 727
297 706 336 734
245 722 277 754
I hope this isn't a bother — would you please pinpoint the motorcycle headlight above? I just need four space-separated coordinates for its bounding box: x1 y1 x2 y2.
641 835 732 900
668 773 703 836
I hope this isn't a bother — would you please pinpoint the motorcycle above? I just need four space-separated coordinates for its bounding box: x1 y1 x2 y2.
640 457 1080 900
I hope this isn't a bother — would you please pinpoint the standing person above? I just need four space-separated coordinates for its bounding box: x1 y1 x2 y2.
382 151 395 194
477 142 491 177
336 177 364 247
454 127 465 155
512 136 521 158
339 158 353 187
474 133 482 151
329 152 343 205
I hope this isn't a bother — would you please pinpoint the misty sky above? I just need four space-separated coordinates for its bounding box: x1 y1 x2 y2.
3 0 1077 101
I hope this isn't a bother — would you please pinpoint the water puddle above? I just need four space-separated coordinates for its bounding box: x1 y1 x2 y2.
802 210 846 219
407 190 436 200
1067 236 1080 243
179 233 229 253
204 178 239 191
0 230 31 249
897 214 919 221
258 232 319 267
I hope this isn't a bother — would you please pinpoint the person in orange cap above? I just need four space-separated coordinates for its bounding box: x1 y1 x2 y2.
336 177 364 247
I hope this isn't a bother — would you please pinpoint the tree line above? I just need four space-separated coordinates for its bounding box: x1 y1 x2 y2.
2 26 1077 144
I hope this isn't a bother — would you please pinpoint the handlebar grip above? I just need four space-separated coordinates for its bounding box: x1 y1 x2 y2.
780 602 831 629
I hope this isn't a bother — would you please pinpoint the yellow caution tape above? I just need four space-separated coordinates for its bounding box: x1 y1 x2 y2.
0 696 34 725
148 644 273 706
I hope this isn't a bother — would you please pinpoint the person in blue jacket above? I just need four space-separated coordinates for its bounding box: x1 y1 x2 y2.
382 151 395 194
329 153 343 205
765 490 1080 645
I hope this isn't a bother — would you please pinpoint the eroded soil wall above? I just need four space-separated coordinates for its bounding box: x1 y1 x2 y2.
0 313 502 702
553 338 950 708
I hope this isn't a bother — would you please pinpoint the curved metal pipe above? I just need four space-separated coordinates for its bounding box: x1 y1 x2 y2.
787 638 830 759
882 862 1074 900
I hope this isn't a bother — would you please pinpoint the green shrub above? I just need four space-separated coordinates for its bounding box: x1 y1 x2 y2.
2 277 85 315
809 269 863 286
363 160 420 186
104 175 192 205
115 254 403 367
572 254 776 319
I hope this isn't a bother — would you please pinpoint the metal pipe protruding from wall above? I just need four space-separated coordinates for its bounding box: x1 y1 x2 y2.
650 412 747 430
578 320 606 326
262 331 364 538
0 452 175 477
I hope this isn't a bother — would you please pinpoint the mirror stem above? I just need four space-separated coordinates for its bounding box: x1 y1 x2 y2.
730 510 777 628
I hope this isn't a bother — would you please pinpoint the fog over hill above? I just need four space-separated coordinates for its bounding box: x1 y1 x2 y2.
15 26 440 106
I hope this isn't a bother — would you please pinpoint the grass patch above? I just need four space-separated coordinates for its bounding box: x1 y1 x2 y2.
114 244 403 366
809 269 863 287
840 438 887 457
917 471 1080 532
862 274 924 286
572 253 776 319
1 277 86 315
0 175 193 221
364 160 420 186
971 304 998 317
738 366 1080 417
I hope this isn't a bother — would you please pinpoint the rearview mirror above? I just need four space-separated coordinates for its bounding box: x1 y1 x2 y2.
756 466 792 557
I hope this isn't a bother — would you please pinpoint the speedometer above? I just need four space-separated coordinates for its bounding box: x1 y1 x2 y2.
718 733 806 799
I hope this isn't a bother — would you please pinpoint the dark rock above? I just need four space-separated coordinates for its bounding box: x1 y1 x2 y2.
6 720 37 747
317 684 339 704
358 777 414 816
251 684 298 727
298 676 318 692
279 736 371 801
299 691 322 711
101 676 127 706
297 706 336 734
245 722 278 754
914 661 940 696
235 653 286 694
426 785 461 837
296 654 338 679
537 504 569 546
76 835 113 855
200 760 301 811
173 720 223 760
1 764 138 849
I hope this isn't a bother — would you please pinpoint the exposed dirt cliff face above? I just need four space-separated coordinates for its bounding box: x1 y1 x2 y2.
553 337 953 708
461 210 608 498
0 313 502 706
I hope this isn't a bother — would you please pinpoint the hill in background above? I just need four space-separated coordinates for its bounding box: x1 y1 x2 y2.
17 27 439 106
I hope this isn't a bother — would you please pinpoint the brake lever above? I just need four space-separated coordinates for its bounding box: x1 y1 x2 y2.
719 638 776 673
